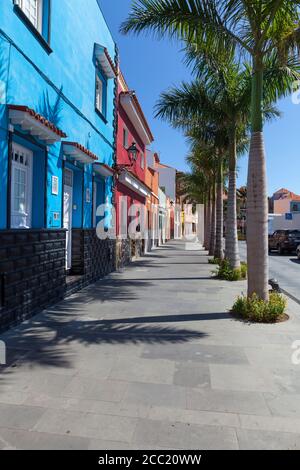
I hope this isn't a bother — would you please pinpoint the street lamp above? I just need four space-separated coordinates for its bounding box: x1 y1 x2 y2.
127 142 139 163
114 142 139 176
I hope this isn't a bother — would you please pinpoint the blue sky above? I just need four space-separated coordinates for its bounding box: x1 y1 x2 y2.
99 0 300 196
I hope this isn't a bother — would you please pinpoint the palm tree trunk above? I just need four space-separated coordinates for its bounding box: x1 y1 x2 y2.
226 128 241 269
215 156 224 259
247 59 269 301
209 176 216 256
203 194 207 248
204 185 211 250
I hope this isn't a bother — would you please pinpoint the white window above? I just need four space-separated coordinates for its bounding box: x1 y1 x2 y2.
11 143 33 229
96 75 103 113
18 0 43 33
64 168 73 188
63 169 73 270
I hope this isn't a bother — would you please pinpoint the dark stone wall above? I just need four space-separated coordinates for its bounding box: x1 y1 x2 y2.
0 228 117 331
71 229 116 283
0 229 66 331
116 237 159 269
131 239 143 259
116 238 131 270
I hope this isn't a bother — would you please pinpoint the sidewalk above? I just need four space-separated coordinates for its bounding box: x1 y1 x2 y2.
1 240 300 449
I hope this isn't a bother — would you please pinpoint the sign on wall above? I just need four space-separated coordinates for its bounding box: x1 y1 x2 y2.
285 213 293 220
86 188 91 203
51 176 59 195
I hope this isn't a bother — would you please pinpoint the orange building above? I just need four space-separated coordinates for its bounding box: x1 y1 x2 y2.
145 151 160 250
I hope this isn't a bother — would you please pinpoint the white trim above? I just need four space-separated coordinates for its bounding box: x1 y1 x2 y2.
10 143 33 229
95 74 104 113
63 143 96 164
120 93 153 146
94 44 116 79
9 108 63 144
51 175 59 195
17 0 44 34
93 181 97 228
64 169 73 271
93 163 114 178
119 170 151 198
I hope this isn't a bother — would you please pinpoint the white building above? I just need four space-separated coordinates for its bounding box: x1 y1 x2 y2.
156 162 176 203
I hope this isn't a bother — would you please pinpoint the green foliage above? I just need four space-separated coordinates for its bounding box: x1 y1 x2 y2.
240 262 247 279
214 259 247 281
231 293 287 323
208 257 221 265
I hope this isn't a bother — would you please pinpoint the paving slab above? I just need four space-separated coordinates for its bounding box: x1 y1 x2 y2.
62 376 128 402
148 406 239 427
0 404 46 430
238 413 300 434
0 427 90 450
1 240 300 449
209 364 279 393
237 428 300 450
187 389 271 416
142 343 249 365
109 357 175 385
33 409 137 443
173 363 211 388
132 418 239 450
264 392 300 417
123 382 187 408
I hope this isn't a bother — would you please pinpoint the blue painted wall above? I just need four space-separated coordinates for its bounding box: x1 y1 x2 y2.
0 0 117 229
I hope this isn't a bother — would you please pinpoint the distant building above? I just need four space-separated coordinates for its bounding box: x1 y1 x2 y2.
270 188 300 215
155 162 177 240
115 71 154 265
145 151 160 251
156 162 176 203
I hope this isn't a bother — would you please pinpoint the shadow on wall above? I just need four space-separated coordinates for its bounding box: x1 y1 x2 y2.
0 34 14 108
37 86 64 127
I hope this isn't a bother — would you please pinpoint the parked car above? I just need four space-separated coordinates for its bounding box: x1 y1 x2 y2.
268 230 300 255
297 245 300 260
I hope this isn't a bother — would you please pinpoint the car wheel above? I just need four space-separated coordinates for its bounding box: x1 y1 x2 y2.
297 250 300 260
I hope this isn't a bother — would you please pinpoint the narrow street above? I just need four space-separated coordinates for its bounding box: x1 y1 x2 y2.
239 242 300 304
1 241 300 450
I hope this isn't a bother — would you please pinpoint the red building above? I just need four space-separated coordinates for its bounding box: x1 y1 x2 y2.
115 71 154 266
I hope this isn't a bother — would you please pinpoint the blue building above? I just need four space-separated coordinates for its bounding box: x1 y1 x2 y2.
0 0 118 329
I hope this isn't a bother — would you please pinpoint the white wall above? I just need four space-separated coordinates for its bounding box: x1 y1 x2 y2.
269 213 300 233
157 167 176 201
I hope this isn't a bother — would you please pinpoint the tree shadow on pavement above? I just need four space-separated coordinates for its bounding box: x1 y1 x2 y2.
0 320 208 375
0 275 209 375
94 312 230 325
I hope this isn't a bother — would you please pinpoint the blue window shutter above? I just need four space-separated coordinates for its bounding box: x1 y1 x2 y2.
42 0 51 42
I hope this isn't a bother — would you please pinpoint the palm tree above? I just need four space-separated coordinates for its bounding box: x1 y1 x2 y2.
155 53 250 269
187 130 227 259
186 145 217 254
121 0 300 301
177 162 217 253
